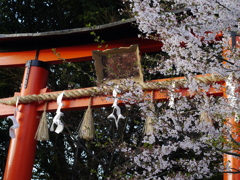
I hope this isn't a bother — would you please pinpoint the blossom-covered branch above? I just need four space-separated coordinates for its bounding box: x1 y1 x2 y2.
115 0 240 179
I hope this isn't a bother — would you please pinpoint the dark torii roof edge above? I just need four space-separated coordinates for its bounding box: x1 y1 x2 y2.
0 18 137 52
0 8 192 52
0 18 136 39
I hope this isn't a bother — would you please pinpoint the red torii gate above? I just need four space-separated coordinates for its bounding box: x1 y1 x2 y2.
0 19 239 180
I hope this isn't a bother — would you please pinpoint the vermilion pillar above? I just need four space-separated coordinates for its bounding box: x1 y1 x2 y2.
223 79 240 180
3 60 49 180
223 117 240 180
223 33 240 180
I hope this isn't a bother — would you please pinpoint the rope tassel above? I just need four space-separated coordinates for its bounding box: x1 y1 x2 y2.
35 102 49 141
144 102 155 135
79 97 95 140
200 94 213 126
200 111 213 126
144 91 155 135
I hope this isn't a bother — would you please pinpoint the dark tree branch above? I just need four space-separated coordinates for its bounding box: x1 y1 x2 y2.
228 131 240 146
62 120 109 171
215 147 240 157
199 45 240 68
216 1 231 11
212 170 240 174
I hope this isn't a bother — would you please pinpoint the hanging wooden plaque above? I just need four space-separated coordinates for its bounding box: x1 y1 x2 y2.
92 44 143 84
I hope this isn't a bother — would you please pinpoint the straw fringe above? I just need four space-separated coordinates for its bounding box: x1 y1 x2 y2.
78 97 95 140
35 102 49 141
200 111 213 125
144 91 155 135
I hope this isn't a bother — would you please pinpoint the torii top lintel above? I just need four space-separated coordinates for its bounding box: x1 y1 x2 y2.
0 18 163 68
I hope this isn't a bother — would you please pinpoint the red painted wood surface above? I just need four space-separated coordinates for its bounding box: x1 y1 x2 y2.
0 37 163 67
223 36 240 180
223 84 240 180
3 62 49 180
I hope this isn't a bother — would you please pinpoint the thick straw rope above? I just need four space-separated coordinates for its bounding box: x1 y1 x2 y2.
0 74 223 106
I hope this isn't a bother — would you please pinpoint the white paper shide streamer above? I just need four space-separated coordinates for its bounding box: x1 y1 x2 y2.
7 97 20 138
108 86 125 129
50 92 64 133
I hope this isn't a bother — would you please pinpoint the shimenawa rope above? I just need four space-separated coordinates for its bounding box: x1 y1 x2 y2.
0 74 223 106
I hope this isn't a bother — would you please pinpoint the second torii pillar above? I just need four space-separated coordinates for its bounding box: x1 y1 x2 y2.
4 60 49 180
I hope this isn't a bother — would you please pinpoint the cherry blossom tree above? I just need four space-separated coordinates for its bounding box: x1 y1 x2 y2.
114 0 240 179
